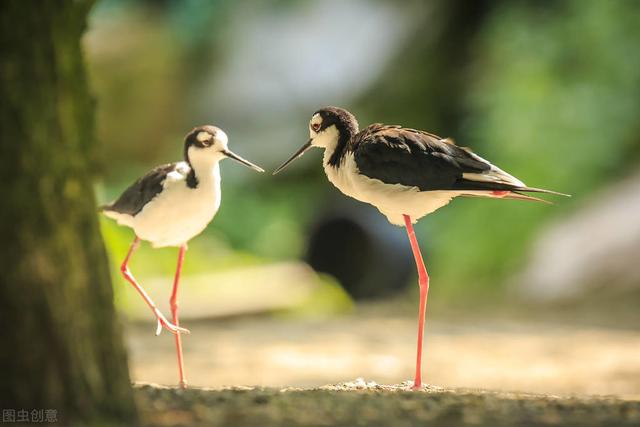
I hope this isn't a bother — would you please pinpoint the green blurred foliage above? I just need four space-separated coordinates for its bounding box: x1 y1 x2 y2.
277 272 354 318
428 0 640 294
99 212 263 311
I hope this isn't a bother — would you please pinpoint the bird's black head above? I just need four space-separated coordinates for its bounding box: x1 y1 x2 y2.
309 106 359 145
183 125 263 172
183 125 224 161
272 107 358 174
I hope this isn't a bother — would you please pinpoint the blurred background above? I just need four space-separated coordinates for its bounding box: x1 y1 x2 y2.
86 0 640 397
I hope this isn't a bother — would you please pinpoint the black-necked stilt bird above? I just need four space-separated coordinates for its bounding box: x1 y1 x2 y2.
101 125 263 387
273 106 568 389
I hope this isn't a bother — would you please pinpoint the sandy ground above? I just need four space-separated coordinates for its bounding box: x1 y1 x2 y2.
125 312 640 399
134 381 640 427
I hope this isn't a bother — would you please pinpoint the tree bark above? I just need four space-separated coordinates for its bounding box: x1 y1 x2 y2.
0 1 137 424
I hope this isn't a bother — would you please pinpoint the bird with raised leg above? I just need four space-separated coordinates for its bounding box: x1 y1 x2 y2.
101 125 264 388
273 106 568 389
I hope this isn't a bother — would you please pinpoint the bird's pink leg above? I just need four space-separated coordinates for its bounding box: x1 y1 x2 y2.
403 215 429 389
120 236 189 335
170 243 188 388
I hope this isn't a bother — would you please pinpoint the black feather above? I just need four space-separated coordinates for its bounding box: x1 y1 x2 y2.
100 163 180 216
353 125 493 191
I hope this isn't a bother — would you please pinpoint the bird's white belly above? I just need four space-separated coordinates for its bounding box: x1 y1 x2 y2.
133 182 220 247
324 152 457 226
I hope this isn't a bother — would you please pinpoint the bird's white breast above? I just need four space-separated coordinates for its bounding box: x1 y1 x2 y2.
133 163 221 247
323 150 457 226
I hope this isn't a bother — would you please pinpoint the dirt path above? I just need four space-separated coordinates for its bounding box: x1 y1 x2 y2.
125 314 640 398
135 381 640 427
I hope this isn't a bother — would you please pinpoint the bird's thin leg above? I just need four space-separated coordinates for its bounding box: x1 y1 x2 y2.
403 215 429 389
170 243 188 388
120 236 189 336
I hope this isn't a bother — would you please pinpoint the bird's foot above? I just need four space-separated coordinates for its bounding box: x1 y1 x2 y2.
152 310 190 336
409 378 425 391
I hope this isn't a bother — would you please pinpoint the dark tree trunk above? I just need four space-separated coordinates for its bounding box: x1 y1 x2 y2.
0 1 137 425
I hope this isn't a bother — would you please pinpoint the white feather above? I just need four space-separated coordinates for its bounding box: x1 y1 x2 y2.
132 162 221 247
462 151 526 187
102 210 135 228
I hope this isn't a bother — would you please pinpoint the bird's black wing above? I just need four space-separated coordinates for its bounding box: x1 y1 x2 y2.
100 163 180 216
352 125 495 191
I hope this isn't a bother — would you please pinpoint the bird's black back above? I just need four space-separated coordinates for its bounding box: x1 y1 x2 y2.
101 163 181 216
352 124 499 192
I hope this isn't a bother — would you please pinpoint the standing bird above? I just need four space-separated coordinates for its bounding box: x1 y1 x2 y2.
101 125 263 387
273 107 568 389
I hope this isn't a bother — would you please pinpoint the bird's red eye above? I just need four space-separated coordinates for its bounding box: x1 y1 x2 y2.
312 123 321 132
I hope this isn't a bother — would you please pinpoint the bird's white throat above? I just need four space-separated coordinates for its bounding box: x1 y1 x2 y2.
187 145 225 181
311 124 341 150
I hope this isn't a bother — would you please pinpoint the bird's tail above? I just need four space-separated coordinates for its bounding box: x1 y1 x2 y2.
454 180 570 198
503 191 553 204
459 186 570 205
512 186 571 197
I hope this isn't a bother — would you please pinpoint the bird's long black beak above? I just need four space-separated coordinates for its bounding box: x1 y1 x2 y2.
272 139 313 175
223 150 264 172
